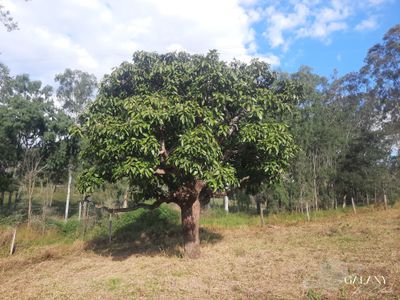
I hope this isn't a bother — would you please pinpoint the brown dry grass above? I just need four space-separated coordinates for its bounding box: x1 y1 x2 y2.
0 207 399 300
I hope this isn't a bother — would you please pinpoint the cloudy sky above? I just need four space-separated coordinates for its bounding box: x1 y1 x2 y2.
0 0 399 84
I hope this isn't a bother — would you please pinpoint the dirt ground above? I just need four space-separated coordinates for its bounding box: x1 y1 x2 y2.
0 207 399 299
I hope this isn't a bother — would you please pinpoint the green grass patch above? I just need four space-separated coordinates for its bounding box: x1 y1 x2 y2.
45 218 82 238
106 277 122 291
201 209 260 228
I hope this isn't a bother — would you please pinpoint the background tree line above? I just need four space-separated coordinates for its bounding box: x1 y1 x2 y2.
0 66 97 222
259 25 400 213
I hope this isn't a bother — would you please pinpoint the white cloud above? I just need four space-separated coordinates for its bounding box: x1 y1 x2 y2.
263 3 310 49
260 54 281 66
166 43 186 52
0 0 393 83
355 17 377 31
367 0 387 6
0 0 272 84
260 0 369 49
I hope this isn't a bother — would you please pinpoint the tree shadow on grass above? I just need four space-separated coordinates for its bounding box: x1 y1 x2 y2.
85 207 223 260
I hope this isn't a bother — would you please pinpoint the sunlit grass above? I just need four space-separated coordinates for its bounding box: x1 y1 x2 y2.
201 209 260 228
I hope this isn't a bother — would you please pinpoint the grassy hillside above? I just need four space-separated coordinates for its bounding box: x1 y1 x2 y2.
0 205 399 299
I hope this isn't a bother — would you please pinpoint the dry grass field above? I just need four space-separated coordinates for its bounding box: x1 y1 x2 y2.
0 206 399 299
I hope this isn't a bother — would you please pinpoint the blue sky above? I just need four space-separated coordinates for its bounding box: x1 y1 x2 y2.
257 0 400 77
0 0 399 84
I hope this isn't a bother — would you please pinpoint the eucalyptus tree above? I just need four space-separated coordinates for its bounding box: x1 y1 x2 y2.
360 25 400 203
331 25 400 205
282 66 343 210
0 4 18 31
76 50 300 258
0 63 12 96
55 69 97 220
42 108 75 207
0 1 30 32
361 24 400 136
55 69 97 120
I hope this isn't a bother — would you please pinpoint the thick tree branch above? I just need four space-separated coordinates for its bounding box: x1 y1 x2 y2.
217 109 248 146
96 199 164 213
159 138 169 160
226 109 247 137
240 176 250 184
212 191 227 197
154 168 166 175
222 149 239 161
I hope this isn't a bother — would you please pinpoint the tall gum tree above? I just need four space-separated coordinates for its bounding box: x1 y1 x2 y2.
55 69 97 220
76 51 300 258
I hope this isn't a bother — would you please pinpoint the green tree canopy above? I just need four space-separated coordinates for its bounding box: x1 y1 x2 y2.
361 24 400 135
55 68 97 119
77 50 300 258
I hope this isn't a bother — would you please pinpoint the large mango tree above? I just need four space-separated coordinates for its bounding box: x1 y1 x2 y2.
76 50 300 258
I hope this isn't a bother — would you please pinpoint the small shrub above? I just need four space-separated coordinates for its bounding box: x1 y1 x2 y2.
45 218 82 238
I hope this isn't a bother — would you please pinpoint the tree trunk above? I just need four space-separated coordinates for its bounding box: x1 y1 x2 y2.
342 194 347 208
383 193 388 210
14 187 21 210
82 201 88 236
123 186 129 208
0 191 4 208
8 191 12 210
312 152 319 211
223 195 229 212
78 201 82 221
181 199 201 259
27 174 34 225
259 201 265 226
83 201 87 220
108 214 113 244
64 166 72 221
299 185 304 213
351 197 356 214
42 199 47 235
49 183 55 207
305 201 310 221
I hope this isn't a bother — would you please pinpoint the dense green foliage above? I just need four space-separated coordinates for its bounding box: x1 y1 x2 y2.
0 25 399 240
76 50 299 204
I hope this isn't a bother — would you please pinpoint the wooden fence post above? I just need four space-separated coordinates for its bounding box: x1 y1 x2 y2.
108 213 112 244
10 228 16 255
351 197 357 214
224 195 229 212
259 201 265 226
78 201 82 221
384 193 388 210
